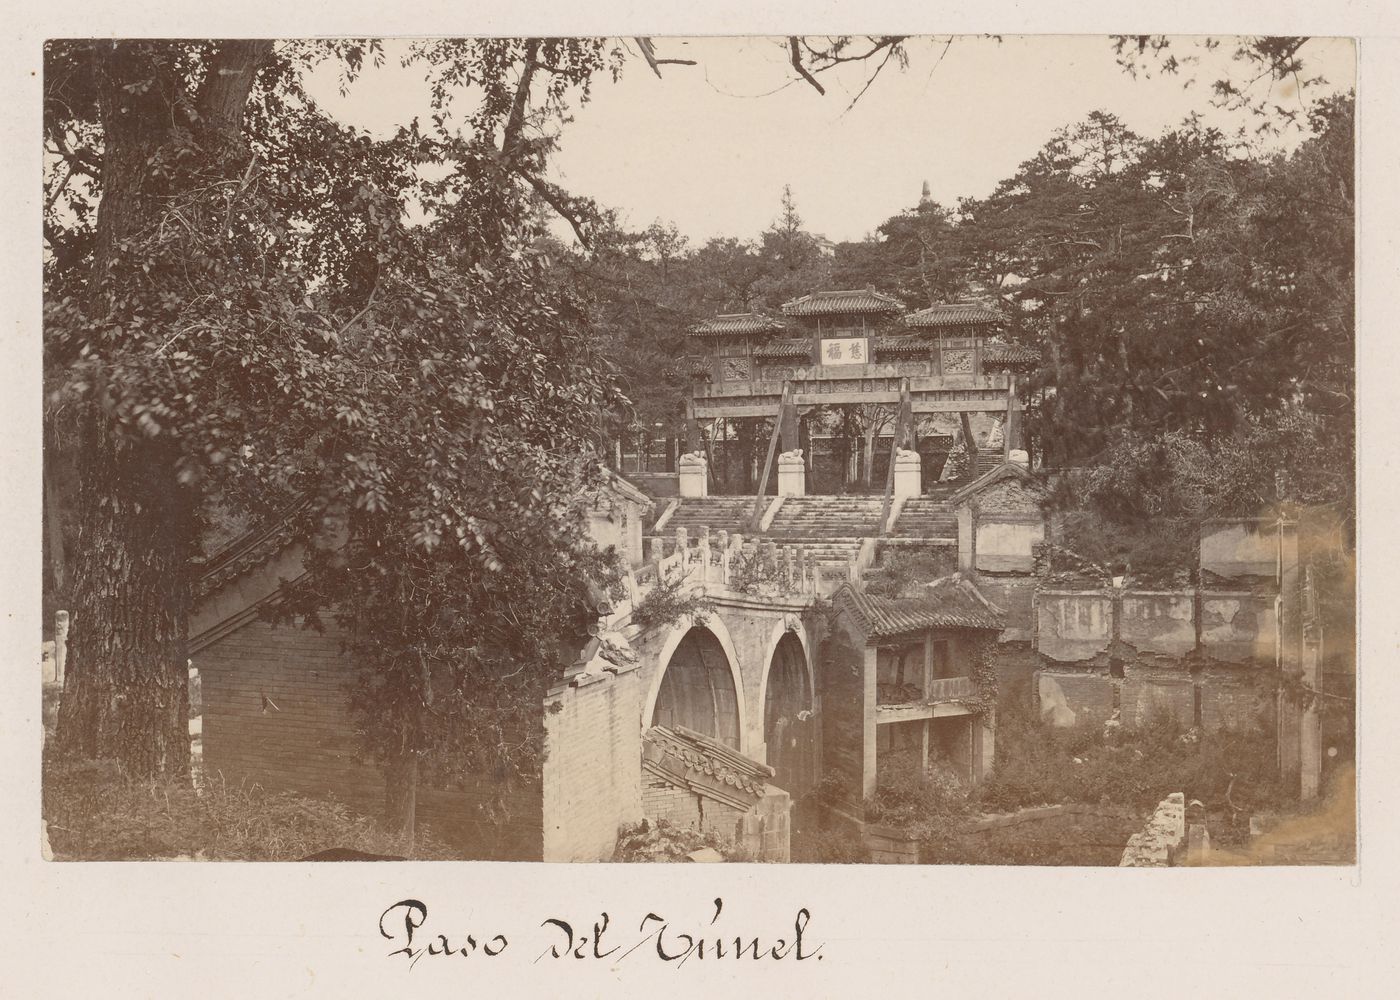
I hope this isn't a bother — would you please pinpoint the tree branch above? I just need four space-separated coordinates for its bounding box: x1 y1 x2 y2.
788 37 825 95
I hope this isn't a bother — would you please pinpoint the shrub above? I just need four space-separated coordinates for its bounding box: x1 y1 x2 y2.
865 750 970 841
864 548 958 598
42 754 453 860
791 827 869 864
974 701 1286 831
612 818 749 862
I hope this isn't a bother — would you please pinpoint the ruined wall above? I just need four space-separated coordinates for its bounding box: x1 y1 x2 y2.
638 781 790 861
974 574 1036 641
541 665 644 862
1200 591 1278 664
1036 591 1113 663
1032 583 1277 733
1120 793 1187 866
197 617 544 859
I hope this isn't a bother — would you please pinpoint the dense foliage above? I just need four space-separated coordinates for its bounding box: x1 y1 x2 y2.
43 40 627 817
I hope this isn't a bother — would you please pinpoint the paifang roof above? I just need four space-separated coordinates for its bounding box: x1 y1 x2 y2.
905 302 1004 329
782 289 905 317
872 335 935 356
688 312 787 337
837 578 1005 638
982 342 1041 368
753 339 813 359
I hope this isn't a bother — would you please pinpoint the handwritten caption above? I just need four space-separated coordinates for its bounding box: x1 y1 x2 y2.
379 897 823 968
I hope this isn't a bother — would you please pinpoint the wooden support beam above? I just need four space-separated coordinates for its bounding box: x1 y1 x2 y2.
960 411 978 458
684 398 702 453
750 383 792 532
779 395 799 453
878 380 913 538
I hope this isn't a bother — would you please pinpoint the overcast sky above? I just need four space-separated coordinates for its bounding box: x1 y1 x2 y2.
304 35 1356 246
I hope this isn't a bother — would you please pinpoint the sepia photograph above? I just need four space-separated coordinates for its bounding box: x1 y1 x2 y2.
38 33 1357 868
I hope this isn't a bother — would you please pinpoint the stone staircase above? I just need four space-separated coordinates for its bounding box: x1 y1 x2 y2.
766 496 886 539
888 498 958 541
973 451 1003 477
651 496 761 537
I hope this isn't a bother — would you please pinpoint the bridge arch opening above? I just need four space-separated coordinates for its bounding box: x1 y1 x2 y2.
764 631 816 798
651 626 741 749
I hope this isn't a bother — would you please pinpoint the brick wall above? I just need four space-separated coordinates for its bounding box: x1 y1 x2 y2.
541 667 643 862
197 616 544 859
642 776 704 829
640 778 790 861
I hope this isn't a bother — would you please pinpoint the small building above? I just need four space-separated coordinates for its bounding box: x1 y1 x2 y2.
820 577 1004 806
189 472 659 862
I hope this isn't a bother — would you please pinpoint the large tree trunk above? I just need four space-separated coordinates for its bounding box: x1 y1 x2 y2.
58 427 196 776
54 40 272 779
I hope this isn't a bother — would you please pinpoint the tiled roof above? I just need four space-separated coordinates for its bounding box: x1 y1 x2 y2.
983 343 1041 368
872 335 934 356
753 339 813 359
688 313 786 337
905 302 1004 329
836 577 1005 637
782 289 905 317
948 461 1039 507
642 725 774 810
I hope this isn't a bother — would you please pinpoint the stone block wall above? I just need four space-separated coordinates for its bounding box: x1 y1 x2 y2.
542 667 644 862
741 787 792 862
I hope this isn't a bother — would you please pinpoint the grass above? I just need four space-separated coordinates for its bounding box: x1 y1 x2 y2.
43 754 454 861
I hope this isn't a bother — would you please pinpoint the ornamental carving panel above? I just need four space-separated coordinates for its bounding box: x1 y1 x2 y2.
893 361 932 377
722 358 752 381
760 366 799 381
942 349 974 374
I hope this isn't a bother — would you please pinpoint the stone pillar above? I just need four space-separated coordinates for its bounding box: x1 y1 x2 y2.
861 646 879 801
677 450 708 498
893 447 922 499
956 503 975 573
971 713 995 784
54 610 69 686
777 448 806 497
1005 391 1025 459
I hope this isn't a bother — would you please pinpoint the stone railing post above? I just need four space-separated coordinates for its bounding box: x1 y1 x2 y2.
698 526 712 582
777 448 806 497
893 447 922 500
54 610 69 686
674 526 689 574
677 450 708 498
